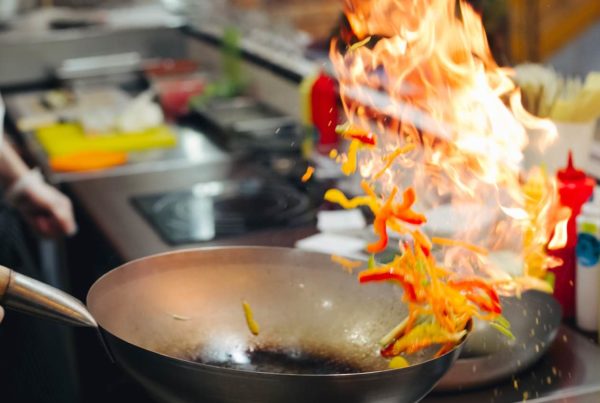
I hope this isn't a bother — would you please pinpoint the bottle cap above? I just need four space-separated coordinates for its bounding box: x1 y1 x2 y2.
557 151 586 182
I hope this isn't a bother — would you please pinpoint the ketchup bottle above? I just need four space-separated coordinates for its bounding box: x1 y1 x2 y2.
310 72 339 154
549 151 595 318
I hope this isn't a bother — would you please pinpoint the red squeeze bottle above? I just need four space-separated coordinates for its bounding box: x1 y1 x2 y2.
310 72 339 153
549 151 595 318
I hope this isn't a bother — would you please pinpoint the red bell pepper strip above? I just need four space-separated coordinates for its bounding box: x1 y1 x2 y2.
449 279 501 314
350 133 376 146
395 210 427 225
367 216 389 253
358 268 418 302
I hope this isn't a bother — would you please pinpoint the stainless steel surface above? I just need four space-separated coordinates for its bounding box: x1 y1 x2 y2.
437 290 561 390
0 265 96 327
56 52 142 81
193 96 297 135
69 161 315 261
86 247 466 403
0 96 231 183
424 325 600 403
0 0 18 25
0 5 184 86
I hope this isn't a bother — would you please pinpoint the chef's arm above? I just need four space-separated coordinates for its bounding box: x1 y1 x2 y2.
0 140 30 187
0 139 77 238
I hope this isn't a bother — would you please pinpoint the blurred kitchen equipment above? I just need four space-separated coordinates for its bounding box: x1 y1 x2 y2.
192 96 296 136
74 86 131 134
143 59 199 78
0 247 468 403
132 179 313 244
117 90 164 133
5 89 77 131
436 290 561 390
153 75 205 120
516 64 600 174
56 52 142 87
514 65 600 122
0 0 18 26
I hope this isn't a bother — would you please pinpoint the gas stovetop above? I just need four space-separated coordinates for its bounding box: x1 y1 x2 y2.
132 178 314 245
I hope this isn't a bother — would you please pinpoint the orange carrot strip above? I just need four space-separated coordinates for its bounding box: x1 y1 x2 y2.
392 187 427 225
331 255 362 273
367 188 398 253
301 166 315 182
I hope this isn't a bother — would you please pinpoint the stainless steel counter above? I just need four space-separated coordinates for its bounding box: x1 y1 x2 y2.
427 325 600 403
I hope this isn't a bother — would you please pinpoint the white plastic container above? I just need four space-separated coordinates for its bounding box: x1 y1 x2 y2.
575 188 600 331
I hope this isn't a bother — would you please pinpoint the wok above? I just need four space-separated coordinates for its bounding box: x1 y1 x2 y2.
0 247 467 403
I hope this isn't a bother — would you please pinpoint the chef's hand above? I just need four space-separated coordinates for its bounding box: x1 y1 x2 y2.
0 306 4 323
0 138 76 238
8 169 77 238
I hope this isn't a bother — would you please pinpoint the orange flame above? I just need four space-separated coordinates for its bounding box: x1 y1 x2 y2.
331 0 563 290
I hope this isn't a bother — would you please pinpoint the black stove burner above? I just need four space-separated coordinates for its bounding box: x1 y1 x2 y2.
132 179 313 245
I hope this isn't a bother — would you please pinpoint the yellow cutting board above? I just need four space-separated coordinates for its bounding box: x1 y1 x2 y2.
35 123 177 157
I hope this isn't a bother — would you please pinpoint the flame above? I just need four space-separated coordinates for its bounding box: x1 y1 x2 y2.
331 0 564 289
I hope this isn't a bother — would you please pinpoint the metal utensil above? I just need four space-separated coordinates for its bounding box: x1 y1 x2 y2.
0 247 468 403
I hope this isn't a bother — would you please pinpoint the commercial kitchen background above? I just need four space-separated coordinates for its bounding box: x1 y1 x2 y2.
1 0 600 402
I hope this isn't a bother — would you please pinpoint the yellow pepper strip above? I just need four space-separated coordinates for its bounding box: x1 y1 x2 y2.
324 189 378 211
360 181 379 212
388 356 410 369
412 230 433 252
349 36 372 51
431 237 489 256
374 144 417 180
331 255 362 273
388 322 467 355
388 219 409 235
301 166 315 182
242 301 260 336
341 139 361 176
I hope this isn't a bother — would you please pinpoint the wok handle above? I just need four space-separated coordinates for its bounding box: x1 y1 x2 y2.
0 265 97 327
